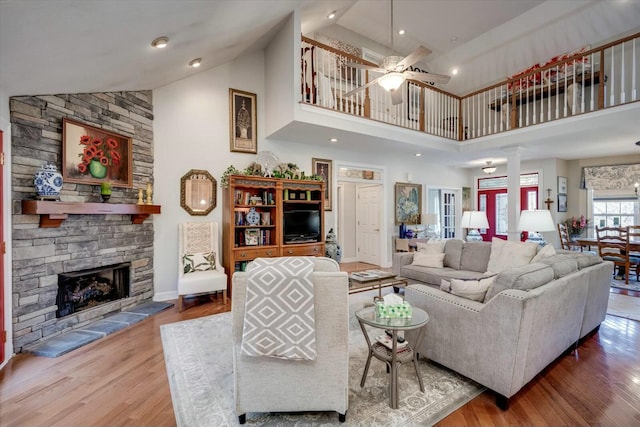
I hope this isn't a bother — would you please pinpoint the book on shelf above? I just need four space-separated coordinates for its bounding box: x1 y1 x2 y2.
375 334 409 352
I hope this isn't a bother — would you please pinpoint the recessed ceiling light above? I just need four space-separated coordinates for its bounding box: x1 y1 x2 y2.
151 36 169 49
635 140 640 146
451 68 459 75
329 138 338 143
398 29 406 35
188 58 202 68
327 11 336 19
450 35 458 43
415 153 422 157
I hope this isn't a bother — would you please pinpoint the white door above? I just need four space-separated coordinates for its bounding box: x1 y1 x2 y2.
357 184 382 265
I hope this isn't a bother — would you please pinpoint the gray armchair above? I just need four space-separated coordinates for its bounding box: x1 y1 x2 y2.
232 257 349 423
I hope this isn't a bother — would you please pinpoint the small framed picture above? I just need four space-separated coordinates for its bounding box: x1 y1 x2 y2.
558 194 567 212
558 176 568 194
244 228 260 246
229 88 257 154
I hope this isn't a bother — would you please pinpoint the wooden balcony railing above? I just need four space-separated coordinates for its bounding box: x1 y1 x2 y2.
300 33 639 141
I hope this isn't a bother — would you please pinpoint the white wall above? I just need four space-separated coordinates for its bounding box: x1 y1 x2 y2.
152 49 470 299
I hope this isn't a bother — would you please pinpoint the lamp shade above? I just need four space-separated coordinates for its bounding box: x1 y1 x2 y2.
460 211 489 229
518 210 555 232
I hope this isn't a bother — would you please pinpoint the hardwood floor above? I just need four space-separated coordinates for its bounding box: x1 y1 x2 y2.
1 264 639 426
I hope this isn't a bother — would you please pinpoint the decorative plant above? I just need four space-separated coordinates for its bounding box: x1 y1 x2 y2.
220 165 242 188
565 215 589 236
243 162 263 176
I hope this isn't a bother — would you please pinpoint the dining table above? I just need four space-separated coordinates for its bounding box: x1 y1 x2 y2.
575 237 640 279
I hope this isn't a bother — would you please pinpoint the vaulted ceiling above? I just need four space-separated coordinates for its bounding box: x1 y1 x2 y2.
1 0 639 166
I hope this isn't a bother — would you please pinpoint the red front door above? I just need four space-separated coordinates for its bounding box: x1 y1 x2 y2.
478 181 538 241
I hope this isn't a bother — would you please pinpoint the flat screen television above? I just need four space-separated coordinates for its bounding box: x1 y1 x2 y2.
284 210 320 243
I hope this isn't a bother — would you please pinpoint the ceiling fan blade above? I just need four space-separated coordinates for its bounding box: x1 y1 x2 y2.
343 77 382 98
396 46 431 71
389 88 403 105
346 62 386 73
405 70 451 84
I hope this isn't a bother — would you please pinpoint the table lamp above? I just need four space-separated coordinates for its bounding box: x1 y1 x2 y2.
461 211 489 241
518 209 555 245
422 213 438 238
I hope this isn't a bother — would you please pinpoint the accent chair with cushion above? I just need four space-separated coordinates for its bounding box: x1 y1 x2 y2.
177 222 227 311
232 257 349 424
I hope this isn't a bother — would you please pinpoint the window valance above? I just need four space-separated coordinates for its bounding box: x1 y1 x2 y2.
581 164 640 190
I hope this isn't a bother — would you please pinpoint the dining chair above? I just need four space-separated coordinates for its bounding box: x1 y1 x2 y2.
595 226 639 284
557 223 583 251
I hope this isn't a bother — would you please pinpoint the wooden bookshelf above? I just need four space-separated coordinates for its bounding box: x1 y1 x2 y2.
222 175 325 293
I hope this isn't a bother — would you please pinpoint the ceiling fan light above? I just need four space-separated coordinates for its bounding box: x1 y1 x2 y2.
378 72 405 91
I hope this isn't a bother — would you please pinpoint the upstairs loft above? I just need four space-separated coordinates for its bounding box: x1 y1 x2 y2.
265 16 639 162
300 32 639 142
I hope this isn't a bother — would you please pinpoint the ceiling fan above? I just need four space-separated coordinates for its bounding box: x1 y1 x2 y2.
344 0 451 105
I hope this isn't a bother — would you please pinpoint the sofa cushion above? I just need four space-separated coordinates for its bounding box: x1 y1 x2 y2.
460 241 492 272
401 265 485 286
538 254 579 278
558 251 603 269
411 252 445 268
531 244 556 263
443 239 464 269
450 276 498 302
486 238 538 274
416 240 446 254
484 262 554 302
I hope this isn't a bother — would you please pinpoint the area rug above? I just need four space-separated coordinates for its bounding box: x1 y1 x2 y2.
610 277 640 292
607 292 640 322
161 294 485 426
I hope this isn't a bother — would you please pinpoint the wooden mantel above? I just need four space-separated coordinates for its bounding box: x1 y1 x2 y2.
22 200 161 228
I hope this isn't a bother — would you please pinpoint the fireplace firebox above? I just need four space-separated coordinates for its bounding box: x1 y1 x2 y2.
56 263 131 318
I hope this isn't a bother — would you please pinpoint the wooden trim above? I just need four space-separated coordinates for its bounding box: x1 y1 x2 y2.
21 200 161 228
301 36 378 67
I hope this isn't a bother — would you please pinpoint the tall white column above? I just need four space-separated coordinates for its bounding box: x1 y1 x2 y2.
504 147 525 241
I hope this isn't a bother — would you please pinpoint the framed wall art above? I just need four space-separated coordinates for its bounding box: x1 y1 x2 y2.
229 88 257 154
558 176 568 194
62 118 133 188
312 158 332 211
558 193 568 212
395 182 422 224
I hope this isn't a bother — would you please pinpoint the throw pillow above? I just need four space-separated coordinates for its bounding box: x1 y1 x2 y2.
411 251 445 268
486 237 538 274
449 275 497 302
531 244 557 263
183 251 216 274
440 278 451 292
416 240 446 254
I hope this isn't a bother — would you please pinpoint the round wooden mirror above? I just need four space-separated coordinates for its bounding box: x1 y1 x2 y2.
180 169 216 216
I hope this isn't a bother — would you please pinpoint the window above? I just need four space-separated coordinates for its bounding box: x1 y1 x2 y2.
592 198 637 231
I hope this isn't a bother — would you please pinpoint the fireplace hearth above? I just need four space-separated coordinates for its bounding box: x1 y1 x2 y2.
56 263 131 318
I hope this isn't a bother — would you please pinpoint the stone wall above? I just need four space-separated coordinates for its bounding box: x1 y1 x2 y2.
10 91 155 352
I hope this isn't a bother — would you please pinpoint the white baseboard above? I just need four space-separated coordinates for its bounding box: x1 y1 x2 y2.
154 291 178 302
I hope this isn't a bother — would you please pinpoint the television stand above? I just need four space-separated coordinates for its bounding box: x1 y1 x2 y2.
284 238 317 244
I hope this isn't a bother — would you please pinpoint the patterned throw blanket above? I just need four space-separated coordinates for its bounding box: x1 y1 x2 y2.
241 257 316 361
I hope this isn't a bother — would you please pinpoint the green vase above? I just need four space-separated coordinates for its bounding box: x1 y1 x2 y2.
89 159 107 179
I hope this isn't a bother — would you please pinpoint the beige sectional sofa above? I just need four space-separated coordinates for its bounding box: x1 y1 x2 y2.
392 239 613 409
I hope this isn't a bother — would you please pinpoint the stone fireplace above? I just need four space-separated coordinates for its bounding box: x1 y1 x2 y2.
56 263 131 318
10 90 155 352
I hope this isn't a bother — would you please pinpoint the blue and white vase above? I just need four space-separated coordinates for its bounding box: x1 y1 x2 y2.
34 164 63 197
325 228 342 263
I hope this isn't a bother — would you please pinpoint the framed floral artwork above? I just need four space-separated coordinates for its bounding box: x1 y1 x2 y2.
395 182 422 225
312 158 332 211
62 118 133 188
229 88 257 154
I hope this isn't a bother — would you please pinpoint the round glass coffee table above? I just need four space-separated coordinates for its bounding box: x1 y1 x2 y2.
355 306 429 409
